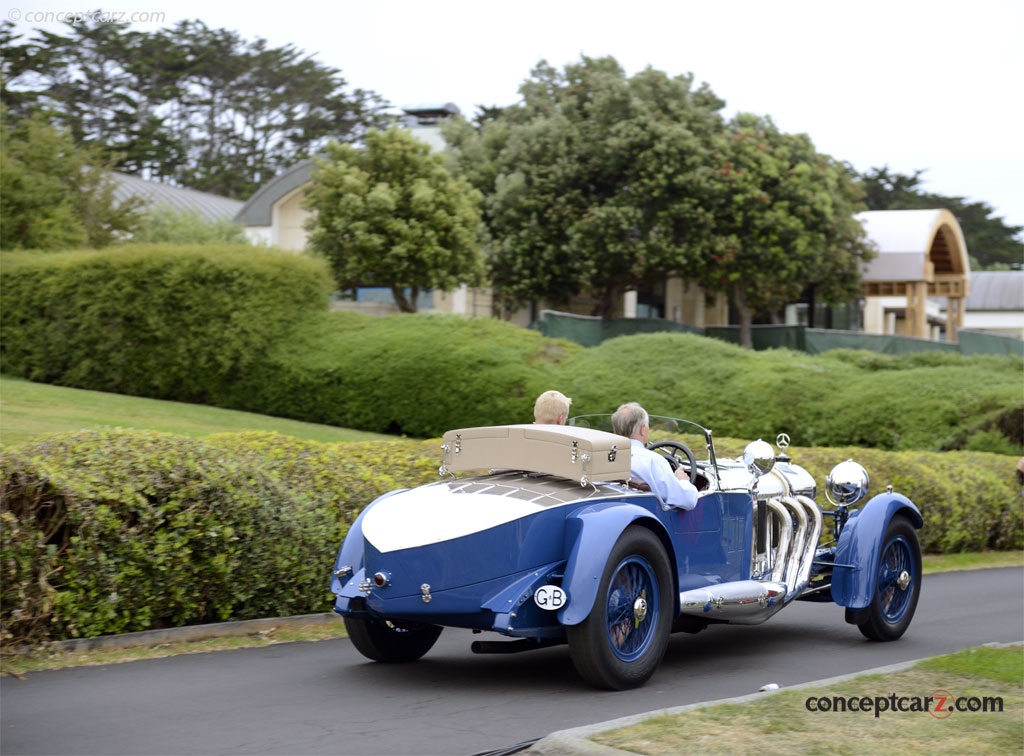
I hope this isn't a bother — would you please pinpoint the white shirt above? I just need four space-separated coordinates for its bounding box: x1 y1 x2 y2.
629 439 698 510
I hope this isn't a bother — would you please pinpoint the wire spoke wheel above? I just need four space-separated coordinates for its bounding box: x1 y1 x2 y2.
568 527 673 689
854 515 921 641
606 557 658 662
877 535 915 623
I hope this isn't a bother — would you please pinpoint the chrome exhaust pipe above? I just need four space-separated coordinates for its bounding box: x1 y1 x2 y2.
792 494 823 595
678 580 788 625
780 496 808 597
764 497 792 583
775 495 823 602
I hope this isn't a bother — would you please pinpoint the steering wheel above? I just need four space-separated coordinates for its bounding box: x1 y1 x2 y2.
648 441 698 485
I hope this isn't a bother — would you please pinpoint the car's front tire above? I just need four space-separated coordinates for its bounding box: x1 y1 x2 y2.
849 515 921 641
567 526 673 690
344 617 442 662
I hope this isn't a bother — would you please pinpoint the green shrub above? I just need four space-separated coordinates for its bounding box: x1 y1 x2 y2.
555 332 760 421
796 366 1022 451
220 322 1019 452
219 310 581 437
554 334 1023 454
819 348 970 371
132 207 249 245
961 429 1021 456
787 446 1022 553
203 431 443 522
0 245 333 402
0 429 445 646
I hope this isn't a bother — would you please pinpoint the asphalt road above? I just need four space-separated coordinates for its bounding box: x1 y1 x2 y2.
2 567 1022 756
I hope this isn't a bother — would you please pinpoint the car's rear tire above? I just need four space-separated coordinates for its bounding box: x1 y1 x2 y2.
850 515 921 641
344 617 442 662
567 526 673 690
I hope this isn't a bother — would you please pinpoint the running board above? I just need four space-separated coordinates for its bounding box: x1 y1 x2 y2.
470 638 565 654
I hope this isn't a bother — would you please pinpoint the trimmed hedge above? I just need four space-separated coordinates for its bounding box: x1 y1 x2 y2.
0 245 333 402
2 429 1019 647
217 310 581 438
558 333 1024 454
0 429 442 646
213 313 1021 454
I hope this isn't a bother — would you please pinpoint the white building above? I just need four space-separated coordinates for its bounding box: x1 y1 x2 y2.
957 271 1024 339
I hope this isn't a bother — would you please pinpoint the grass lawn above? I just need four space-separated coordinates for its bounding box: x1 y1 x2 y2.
0 375 395 447
592 645 1023 755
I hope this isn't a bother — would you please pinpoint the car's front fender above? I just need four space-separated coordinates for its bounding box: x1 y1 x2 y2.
830 491 923 610
558 501 671 626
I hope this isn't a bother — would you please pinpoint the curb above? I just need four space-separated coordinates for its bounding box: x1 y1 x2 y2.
33 612 342 655
527 641 1023 755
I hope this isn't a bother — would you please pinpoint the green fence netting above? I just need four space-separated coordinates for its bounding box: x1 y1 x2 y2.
705 326 808 351
959 330 1024 357
533 311 1022 358
804 329 960 355
533 310 701 347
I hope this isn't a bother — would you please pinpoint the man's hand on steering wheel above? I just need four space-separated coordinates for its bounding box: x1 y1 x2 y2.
648 441 698 485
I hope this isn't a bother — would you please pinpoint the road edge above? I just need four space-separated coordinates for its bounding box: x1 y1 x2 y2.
24 612 341 655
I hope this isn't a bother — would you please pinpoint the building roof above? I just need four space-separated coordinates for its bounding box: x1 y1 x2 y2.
857 208 971 282
965 271 1024 311
234 161 313 226
401 103 461 118
111 172 243 223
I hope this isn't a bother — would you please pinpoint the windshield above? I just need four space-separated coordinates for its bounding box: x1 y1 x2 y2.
569 414 720 473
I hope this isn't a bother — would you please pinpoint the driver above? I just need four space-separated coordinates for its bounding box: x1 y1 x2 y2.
612 402 698 510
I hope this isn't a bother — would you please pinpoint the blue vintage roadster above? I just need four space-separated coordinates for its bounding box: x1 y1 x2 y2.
329 416 923 690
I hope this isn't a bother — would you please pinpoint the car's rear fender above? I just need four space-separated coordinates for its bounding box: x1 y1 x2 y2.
329 489 408 595
557 501 674 626
830 491 923 610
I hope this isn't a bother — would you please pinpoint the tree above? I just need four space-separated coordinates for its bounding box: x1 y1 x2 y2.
445 55 725 320
0 111 143 250
860 166 1023 269
0 18 390 200
0 23 42 117
132 206 249 245
303 128 485 313
694 114 874 348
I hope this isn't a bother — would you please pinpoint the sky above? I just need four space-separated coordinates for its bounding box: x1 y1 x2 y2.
7 0 1024 231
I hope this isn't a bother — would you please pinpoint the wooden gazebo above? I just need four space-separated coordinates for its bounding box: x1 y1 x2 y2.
857 209 971 342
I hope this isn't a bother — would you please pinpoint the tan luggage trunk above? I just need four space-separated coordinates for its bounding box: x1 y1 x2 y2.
440 424 631 486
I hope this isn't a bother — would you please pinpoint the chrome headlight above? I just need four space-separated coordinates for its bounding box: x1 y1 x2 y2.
825 460 869 506
743 439 776 477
